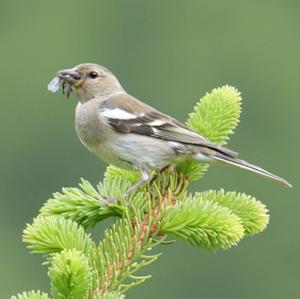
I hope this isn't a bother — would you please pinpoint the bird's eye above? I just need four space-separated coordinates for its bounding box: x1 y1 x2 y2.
88 71 99 79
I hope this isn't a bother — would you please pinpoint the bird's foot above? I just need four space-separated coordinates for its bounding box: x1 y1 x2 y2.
93 193 119 205
95 194 132 206
102 197 119 206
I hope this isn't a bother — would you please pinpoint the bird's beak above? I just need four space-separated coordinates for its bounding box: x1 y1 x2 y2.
57 68 83 88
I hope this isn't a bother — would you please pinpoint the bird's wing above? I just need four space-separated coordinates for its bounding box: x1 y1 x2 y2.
99 93 238 158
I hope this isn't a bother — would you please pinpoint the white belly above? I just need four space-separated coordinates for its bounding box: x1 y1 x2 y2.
93 133 179 170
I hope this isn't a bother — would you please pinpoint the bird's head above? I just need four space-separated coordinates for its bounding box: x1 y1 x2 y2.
55 63 124 101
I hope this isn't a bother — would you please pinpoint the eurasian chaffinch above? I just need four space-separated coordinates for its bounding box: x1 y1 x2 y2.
48 63 291 201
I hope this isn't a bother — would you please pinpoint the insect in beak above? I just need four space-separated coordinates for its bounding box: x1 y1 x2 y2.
48 68 84 98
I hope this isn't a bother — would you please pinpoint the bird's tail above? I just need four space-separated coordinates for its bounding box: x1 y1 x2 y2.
210 154 292 187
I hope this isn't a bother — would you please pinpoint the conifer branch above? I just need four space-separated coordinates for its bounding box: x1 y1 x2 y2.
13 86 270 299
49 249 92 299
176 85 242 180
11 291 50 299
159 194 245 249
198 190 269 235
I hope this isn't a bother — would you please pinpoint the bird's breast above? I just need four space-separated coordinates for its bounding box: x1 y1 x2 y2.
75 100 108 150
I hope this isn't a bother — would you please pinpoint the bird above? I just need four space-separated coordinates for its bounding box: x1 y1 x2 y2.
48 63 292 201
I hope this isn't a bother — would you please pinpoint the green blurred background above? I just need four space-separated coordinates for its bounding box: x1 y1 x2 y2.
1 0 299 298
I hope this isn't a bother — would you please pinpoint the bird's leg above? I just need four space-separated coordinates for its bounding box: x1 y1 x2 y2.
102 169 151 205
123 169 151 197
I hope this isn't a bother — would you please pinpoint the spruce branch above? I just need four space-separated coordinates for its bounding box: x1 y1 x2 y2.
23 216 95 258
11 291 50 299
199 189 269 235
14 86 271 299
94 217 163 295
176 85 241 181
94 293 125 299
93 177 187 295
159 194 245 249
49 249 92 299
187 85 241 145
40 179 125 229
